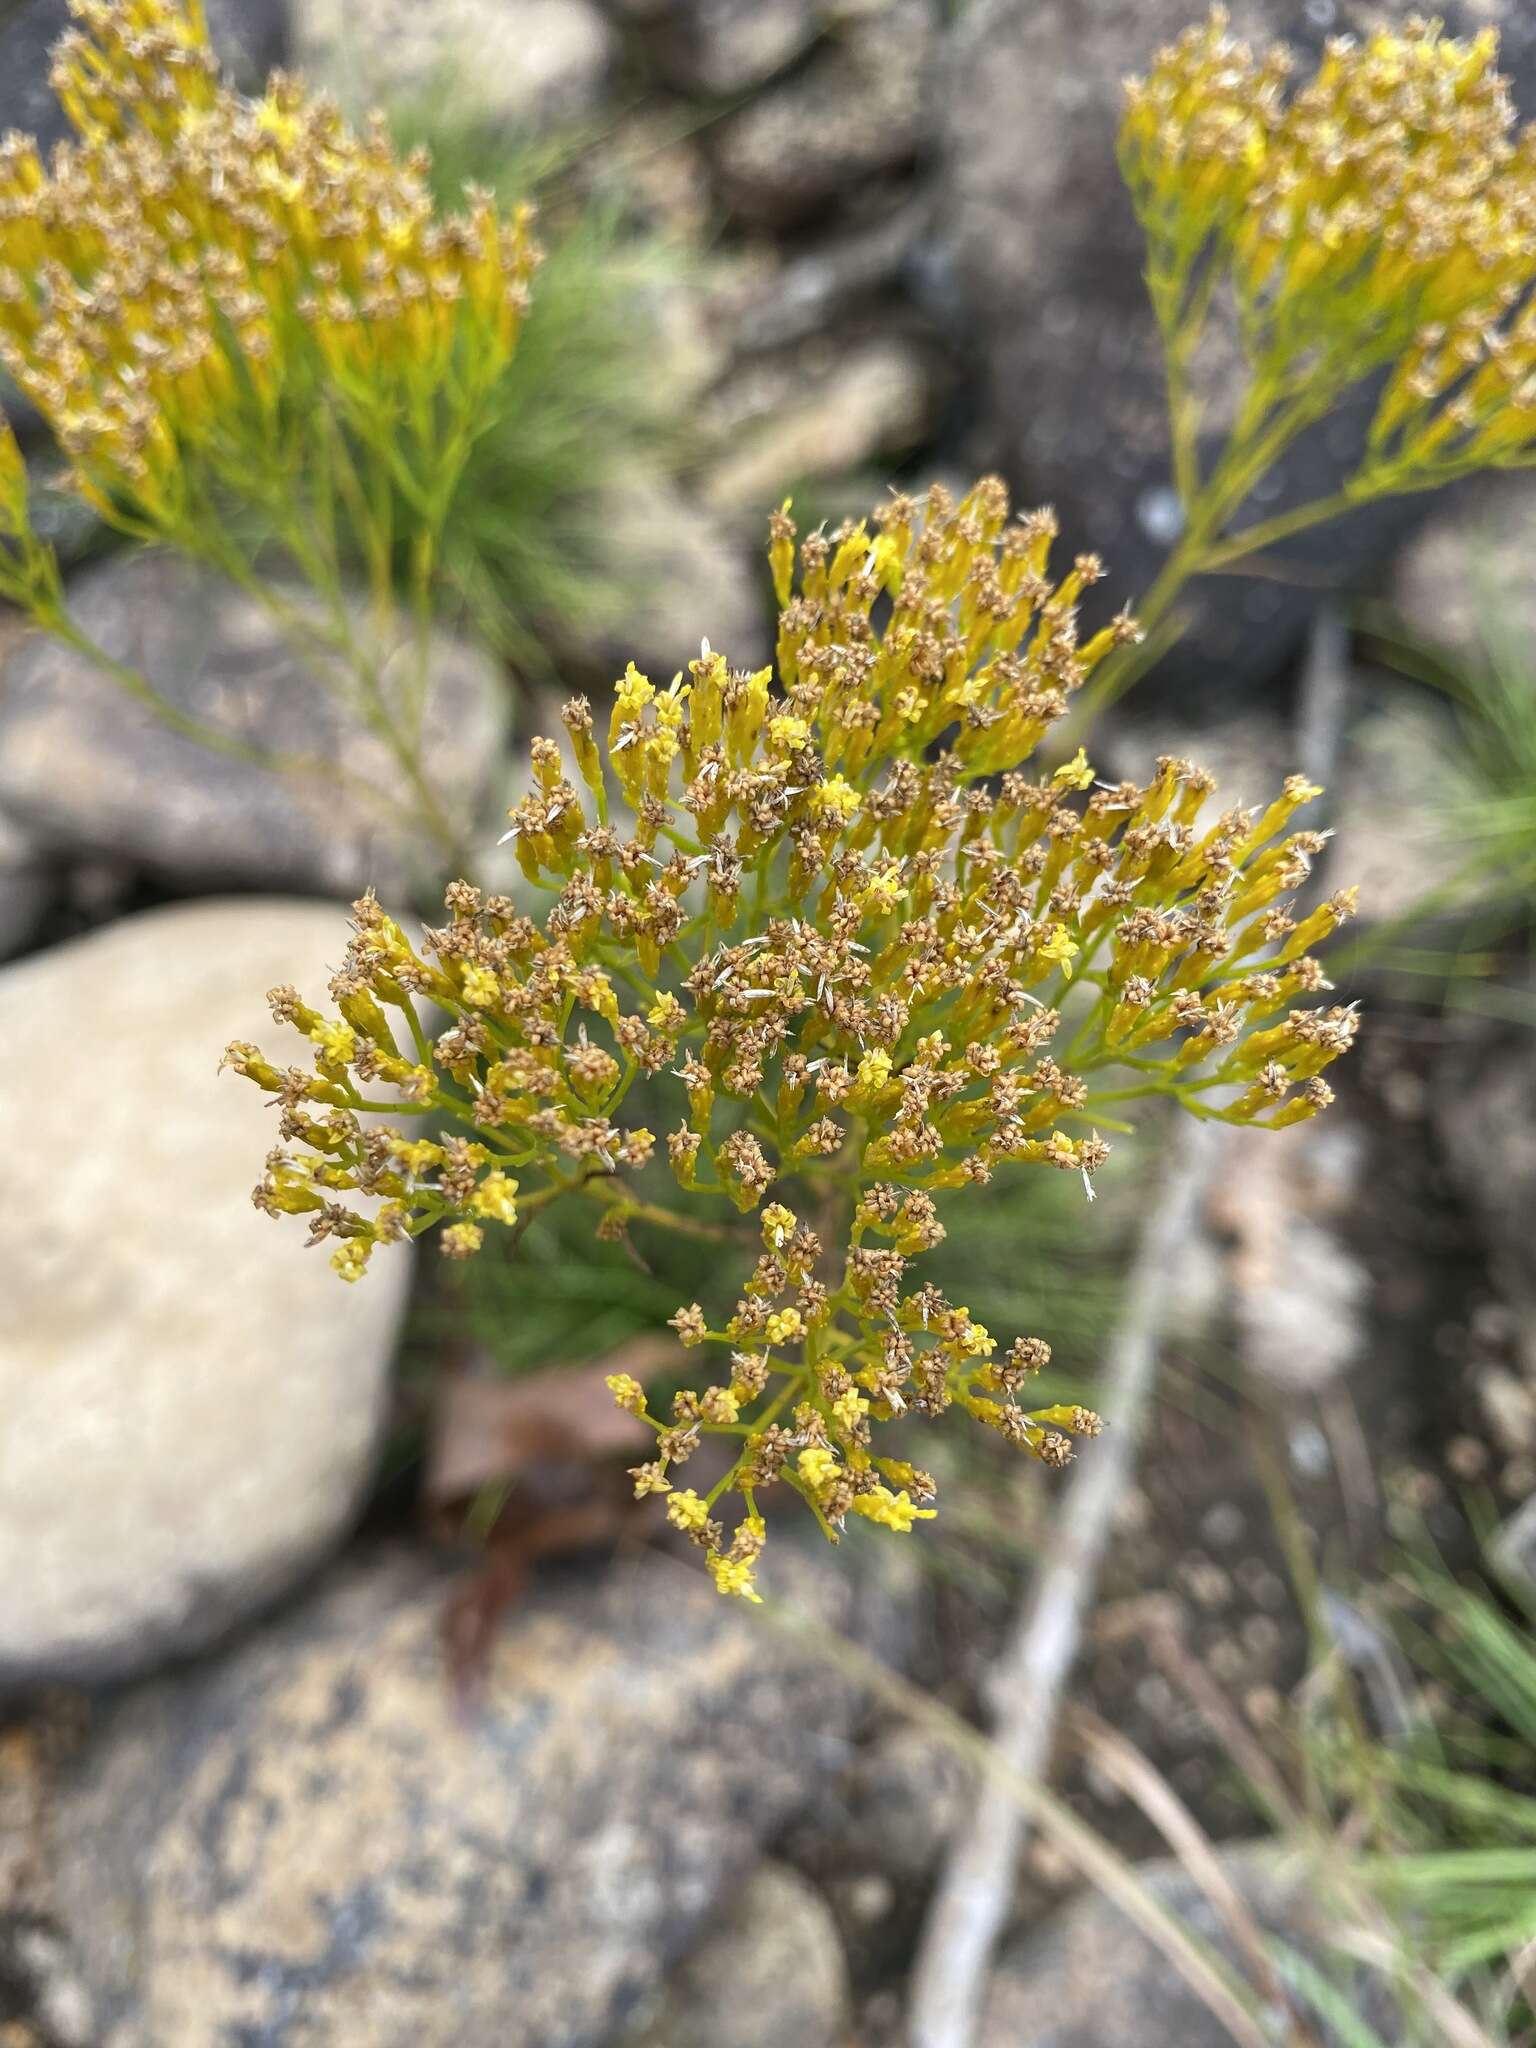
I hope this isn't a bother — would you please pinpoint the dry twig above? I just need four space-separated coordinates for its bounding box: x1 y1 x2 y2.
907 1115 1220 2048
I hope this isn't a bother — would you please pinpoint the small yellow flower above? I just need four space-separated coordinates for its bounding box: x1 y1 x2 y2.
469 1171 519 1225
797 1445 841 1493
439 1221 484 1258
309 1018 357 1065
957 1316 994 1358
767 713 811 752
460 964 500 1009
330 1239 371 1282
606 1372 646 1415
1035 924 1079 977
699 1386 741 1426
851 1485 935 1533
387 1137 444 1174
854 1049 894 1096
614 661 654 718
760 1202 797 1247
707 1552 762 1602
812 775 861 821
831 1388 870 1435
764 1307 805 1345
861 864 906 914
1052 746 1095 792
630 1461 672 1498
666 1489 712 1534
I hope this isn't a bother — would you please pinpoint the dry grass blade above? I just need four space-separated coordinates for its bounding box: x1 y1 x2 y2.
1099 1593 1298 1821
1331 1926 1505 2048
1067 1703 1314 2040
755 1582 1281 2048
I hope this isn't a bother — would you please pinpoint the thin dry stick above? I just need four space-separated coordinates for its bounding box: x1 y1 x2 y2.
755 1589 1280 2048
907 1114 1219 2048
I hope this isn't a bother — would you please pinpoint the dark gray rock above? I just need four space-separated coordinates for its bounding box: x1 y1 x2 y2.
0 1914 97 2047
0 805 51 962
835 1726 973 1886
0 0 288 154
0 551 510 897
933 0 1536 704
50 1545 889 2048
726 197 935 352
1432 1010 1536 1382
701 335 940 516
979 1843 1398 2048
710 0 936 227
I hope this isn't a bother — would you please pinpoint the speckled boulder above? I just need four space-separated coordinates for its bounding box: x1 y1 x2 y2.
50 1546 884 2048
709 0 935 226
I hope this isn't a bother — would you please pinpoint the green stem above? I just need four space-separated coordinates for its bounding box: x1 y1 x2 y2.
1198 488 1359 572
581 1180 740 1243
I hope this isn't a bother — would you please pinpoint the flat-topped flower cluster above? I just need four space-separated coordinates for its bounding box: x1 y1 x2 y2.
227 478 1359 1597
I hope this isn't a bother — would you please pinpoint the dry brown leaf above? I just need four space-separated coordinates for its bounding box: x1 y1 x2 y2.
425 1333 679 1509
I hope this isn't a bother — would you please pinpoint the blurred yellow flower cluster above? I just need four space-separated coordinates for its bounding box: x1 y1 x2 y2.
227 479 1359 1597
0 0 537 530
1096 9 1536 703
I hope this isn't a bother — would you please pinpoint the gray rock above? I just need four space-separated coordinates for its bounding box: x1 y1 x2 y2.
1202 1116 1370 1396
611 0 821 96
1433 1018 1536 1381
702 336 938 515
726 197 935 352
1330 686 1465 929
626 1862 849 2048
581 475 771 681
837 1726 973 1886
0 805 52 961
0 899 412 1691
0 552 509 898
710 0 935 226
933 0 1536 704
50 1546 879 2048
294 0 615 130
979 1843 1396 2048
0 0 287 156
1392 470 1536 665
0 1916 97 2047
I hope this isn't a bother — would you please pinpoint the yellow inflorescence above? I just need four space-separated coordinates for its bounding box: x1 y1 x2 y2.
1121 9 1536 494
0 0 537 533
227 477 1360 1598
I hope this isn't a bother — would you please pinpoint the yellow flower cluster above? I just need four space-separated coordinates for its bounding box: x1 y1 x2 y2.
1121 10 1536 499
0 0 537 534
227 477 1359 1598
